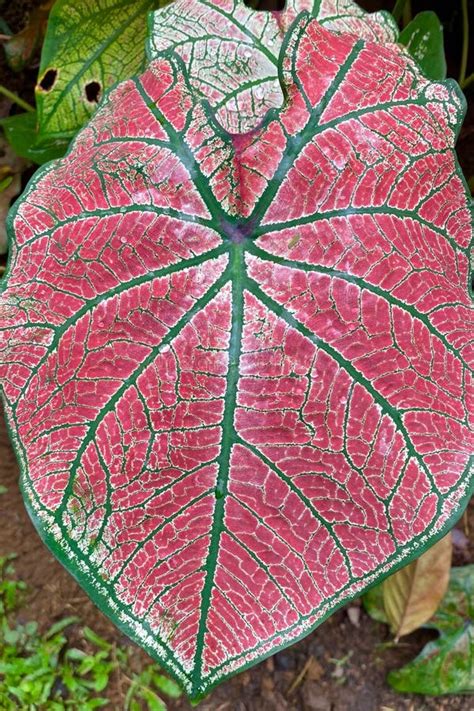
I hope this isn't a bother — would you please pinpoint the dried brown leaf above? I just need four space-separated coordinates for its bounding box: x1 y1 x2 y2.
383 533 452 640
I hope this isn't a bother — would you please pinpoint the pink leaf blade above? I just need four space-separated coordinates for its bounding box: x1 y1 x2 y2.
149 0 398 133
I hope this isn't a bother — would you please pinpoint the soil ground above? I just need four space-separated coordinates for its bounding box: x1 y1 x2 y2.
1 0 474 709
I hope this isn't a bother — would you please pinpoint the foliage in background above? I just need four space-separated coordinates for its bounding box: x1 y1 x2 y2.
0 111 67 165
398 10 446 80
0 555 182 710
0 138 27 254
3 0 53 73
364 556 474 695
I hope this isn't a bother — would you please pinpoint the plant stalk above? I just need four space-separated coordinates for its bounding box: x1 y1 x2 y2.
462 72 474 89
0 86 34 112
402 0 412 27
460 0 470 86
392 0 409 24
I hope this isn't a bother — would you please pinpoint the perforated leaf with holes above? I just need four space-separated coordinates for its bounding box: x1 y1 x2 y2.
35 0 170 144
149 0 398 132
1 14 473 700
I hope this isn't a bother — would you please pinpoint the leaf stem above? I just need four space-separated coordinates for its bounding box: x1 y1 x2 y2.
462 72 474 90
402 0 412 27
460 0 470 86
392 0 409 24
0 86 35 113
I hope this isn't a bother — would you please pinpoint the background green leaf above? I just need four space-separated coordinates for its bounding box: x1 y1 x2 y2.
362 583 388 624
428 565 474 633
399 11 447 80
0 112 69 164
375 565 474 695
388 624 474 695
35 0 170 144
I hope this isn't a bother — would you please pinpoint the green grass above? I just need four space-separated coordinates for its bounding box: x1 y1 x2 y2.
0 554 182 710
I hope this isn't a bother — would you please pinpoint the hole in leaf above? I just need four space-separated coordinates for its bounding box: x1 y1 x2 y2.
85 81 101 103
244 0 286 9
38 68 57 92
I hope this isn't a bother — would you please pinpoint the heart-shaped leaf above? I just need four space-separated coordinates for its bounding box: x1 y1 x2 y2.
1 14 473 699
35 0 171 144
149 0 398 132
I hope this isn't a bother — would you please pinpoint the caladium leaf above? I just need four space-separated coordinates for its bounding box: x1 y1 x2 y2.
1 14 473 699
35 0 171 144
148 0 398 132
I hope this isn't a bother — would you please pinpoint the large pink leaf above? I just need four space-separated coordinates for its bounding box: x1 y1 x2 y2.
1 14 473 698
149 0 398 132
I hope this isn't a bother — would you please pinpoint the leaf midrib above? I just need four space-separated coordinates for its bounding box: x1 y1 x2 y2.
191 241 245 690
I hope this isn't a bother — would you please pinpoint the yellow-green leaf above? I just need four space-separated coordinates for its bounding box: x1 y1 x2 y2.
35 0 170 144
383 534 452 640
